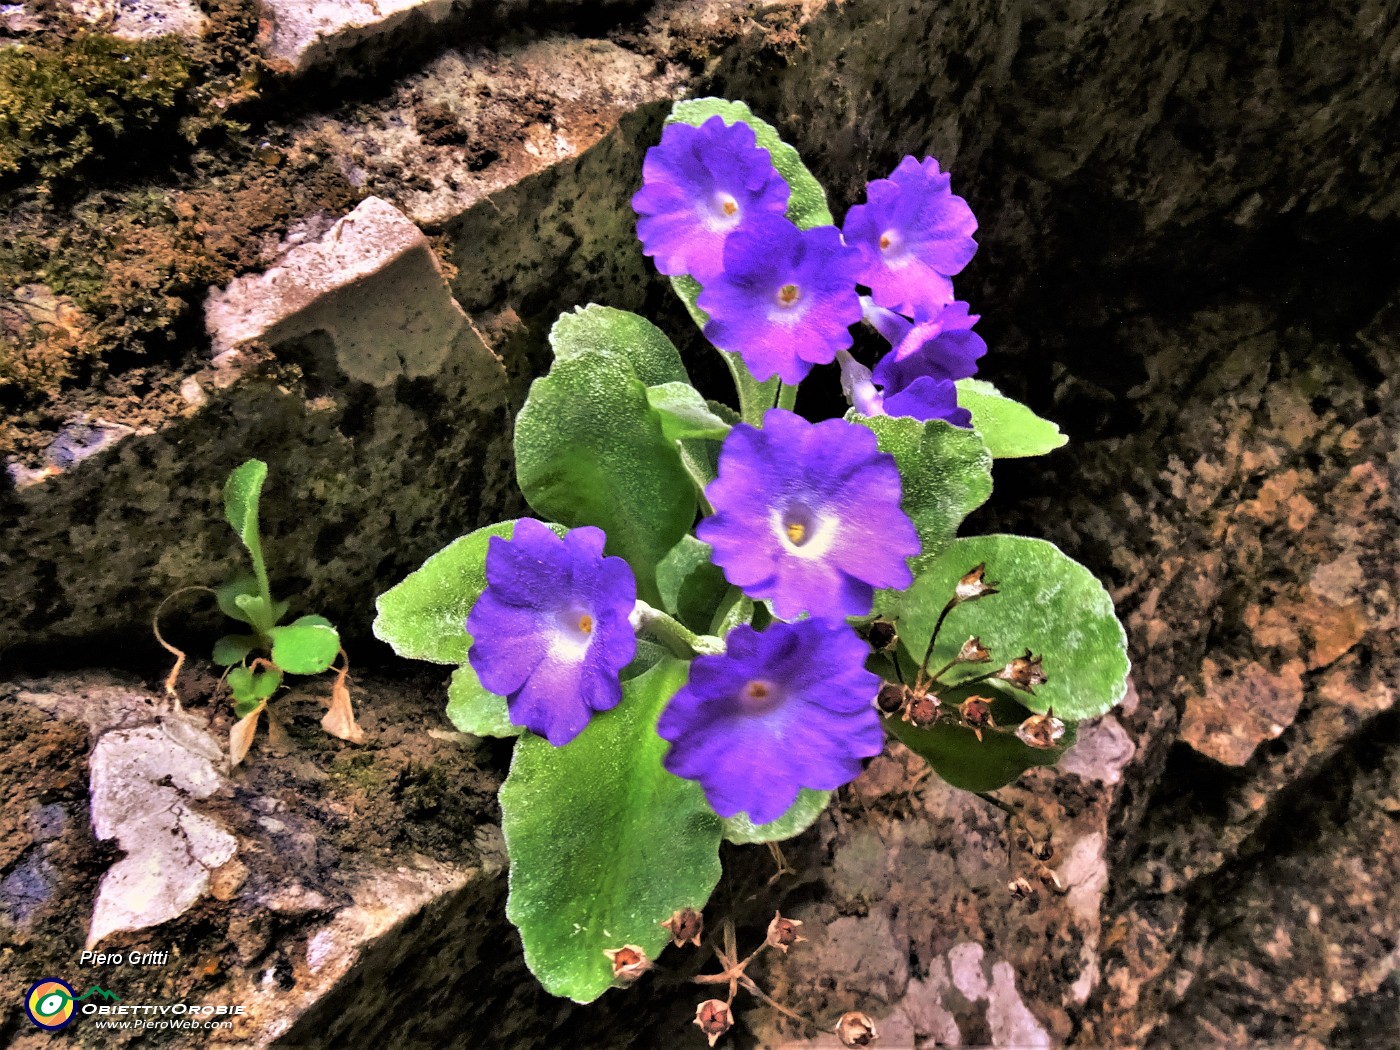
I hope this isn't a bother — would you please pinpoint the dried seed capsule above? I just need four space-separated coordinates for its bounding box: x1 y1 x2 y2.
835 1010 879 1046
694 999 733 1046
955 563 998 602
603 945 650 982
766 911 806 953
662 908 704 948
902 693 940 727
996 650 1047 693
960 696 995 741
1015 712 1066 750
864 619 898 652
957 635 992 663
877 681 907 715
1007 876 1037 901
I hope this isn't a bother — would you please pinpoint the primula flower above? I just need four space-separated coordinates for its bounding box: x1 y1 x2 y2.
467 519 637 746
696 409 920 619
657 619 884 824
697 216 863 385
837 350 970 428
843 156 978 316
631 116 790 281
869 299 986 393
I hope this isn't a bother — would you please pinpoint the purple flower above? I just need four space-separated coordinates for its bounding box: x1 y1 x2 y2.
467 520 637 746
696 409 920 620
837 351 971 428
631 116 790 281
657 619 884 824
870 299 985 392
843 156 978 316
697 217 863 384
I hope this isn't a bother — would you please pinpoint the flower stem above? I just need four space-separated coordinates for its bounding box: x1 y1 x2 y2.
630 601 726 658
776 380 798 412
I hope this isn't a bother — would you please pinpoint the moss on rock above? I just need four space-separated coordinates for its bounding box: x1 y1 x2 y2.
0 33 193 186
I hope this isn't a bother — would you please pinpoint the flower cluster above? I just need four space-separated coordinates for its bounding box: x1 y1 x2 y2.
633 116 985 419
469 115 985 822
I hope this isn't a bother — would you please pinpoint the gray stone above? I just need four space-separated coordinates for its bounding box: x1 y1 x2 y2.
258 0 457 75
67 0 206 39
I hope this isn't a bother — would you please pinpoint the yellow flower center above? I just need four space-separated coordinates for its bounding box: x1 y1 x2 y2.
785 521 807 545
577 613 593 635
776 283 801 308
720 194 738 216
879 232 892 251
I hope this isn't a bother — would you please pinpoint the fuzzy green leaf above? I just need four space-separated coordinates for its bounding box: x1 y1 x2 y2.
374 520 564 666
212 634 259 667
228 665 281 708
656 535 728 633
854 414 994 619
269 617 340 675
885 688 1076 792
723 788 830 844
549 305 688 387
217 578 287 629
956 379 1068 459
501 658 723 1002
647 382 733 440
447 664 520 738
515 349 696 604
223 459 267 552
898 536 1130 721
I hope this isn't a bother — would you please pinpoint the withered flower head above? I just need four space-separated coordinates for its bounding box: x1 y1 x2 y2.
694 999 733 1046
662 907 704 948
877 681 907 715
766 911 806 953
996 650 1047 693
835 1010 879 1047
901 693 940 727
603 944 651 982
863 619 898 652
956 635 992 664
1007 876 1037 901
1015 711 1065 750
954 563 998 603
960 696 995 740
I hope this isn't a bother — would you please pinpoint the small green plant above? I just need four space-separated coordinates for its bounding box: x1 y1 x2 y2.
157 458 362 763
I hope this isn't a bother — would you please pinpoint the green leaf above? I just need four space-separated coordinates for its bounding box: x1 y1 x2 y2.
212 634 259 667
223 459 267 552
515 348 696 604
647 383 733 441
224 459 271 589
666 98 833 230
656 535 728 633
854 414 994 617
228 665 281 707
723 789 830 844
885 689 1076 792
549 305 688 387
956 379 1068 459
374 520 566 665
664 97 830 425
622 639 670 683
269 617 341 675
710 588 754 637
500 658 723 1002
447 664 521 738
898 535 1130 721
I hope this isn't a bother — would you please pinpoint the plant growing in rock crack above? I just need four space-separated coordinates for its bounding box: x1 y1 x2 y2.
156 458 363 765
373 98 1131 1034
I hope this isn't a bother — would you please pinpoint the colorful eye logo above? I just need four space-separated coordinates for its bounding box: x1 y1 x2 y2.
25 978 77 1031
